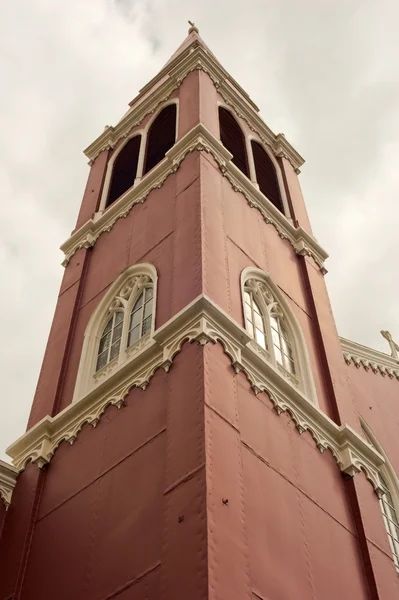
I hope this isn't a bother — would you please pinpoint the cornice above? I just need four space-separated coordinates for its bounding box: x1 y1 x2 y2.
0 460 18 508
7 295 384 496
83 44 304 173
62 124 328 273
340 336 399 380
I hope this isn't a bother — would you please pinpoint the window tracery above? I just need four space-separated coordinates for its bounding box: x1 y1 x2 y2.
73 264 157 402
243 277 298 386
94 274 154 374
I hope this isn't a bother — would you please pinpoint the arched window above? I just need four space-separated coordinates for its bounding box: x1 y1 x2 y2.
218 106 249 177
106 135 141 208
379 477 399 571
251 140 284 213
96 311 123 372
144 104 177 175
361 421 399 572
73 264 157 402
240 268 318 403
244 277 296 381
127 287 153 347
244 290 267 350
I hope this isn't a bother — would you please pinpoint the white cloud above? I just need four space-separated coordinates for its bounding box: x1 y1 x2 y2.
0 0 398 457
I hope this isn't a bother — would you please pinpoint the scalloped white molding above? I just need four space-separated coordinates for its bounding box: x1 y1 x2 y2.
84 42 304 173
340 336 399 380
6 295 384 496
61 124 328 273
0 460 18 508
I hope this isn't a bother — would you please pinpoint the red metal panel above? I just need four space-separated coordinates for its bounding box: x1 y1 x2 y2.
108 565 160 600
27 276 83 427
171 176 202 316
0 465 42 599
199 70 219 138
160 472 208 600
0 501 6 536
21 435 165 600
39 367 168 519
159 341 208 600
178 70 200 139
75 149 110 231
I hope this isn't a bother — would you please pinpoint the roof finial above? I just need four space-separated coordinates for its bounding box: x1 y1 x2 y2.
381 330 399 360
188 20 199 34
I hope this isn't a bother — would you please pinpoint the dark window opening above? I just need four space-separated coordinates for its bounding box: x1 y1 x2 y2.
106 135 141 208
218 106 249 177
144 104 177 175
251 140 284 214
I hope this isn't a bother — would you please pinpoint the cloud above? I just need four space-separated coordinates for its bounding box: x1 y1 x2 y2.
0 0 398 457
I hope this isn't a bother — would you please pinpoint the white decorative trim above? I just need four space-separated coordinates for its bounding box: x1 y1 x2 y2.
241 268 318 403
84 43 304 173
0 460 18 508
340 336 399 380
62 124 328 274
72 263 157 403
7 295 383 495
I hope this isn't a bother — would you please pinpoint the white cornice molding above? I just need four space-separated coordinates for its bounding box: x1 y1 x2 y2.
62 124 328 273
340 336 399 380
6 295 384 495
83 44 304 173
0 460 18 508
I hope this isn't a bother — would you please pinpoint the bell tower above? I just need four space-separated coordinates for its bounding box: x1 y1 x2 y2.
1 25 398 600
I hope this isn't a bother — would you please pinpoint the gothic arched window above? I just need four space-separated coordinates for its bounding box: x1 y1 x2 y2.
73 264 158 402
361 421 399 573
96 311 124 372
127 287 154 347
94 273 155 373
251 140 284 214
218 106 249 177
106 135 141 208
379 477 399 571
144 104 177 175
243 277 297 381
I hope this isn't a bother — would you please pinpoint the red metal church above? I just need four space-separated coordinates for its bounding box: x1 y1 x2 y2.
1 25 398 600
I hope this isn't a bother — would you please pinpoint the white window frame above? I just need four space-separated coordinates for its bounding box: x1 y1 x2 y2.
73 263 158 402
97 99 179 214
217 101 291 220
361 419 399 573
240 267 318 403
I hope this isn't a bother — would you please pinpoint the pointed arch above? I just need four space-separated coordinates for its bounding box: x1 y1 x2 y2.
241 267 317 403
251 139 284 214
143 103 177 175
73 263 158 402
218 106 249 177
106 135 142 208
360 419 399 572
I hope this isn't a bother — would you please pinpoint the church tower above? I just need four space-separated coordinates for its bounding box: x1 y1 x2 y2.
1 26 399 600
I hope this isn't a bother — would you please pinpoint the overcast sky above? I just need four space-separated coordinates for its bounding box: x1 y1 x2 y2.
1 0 398 458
